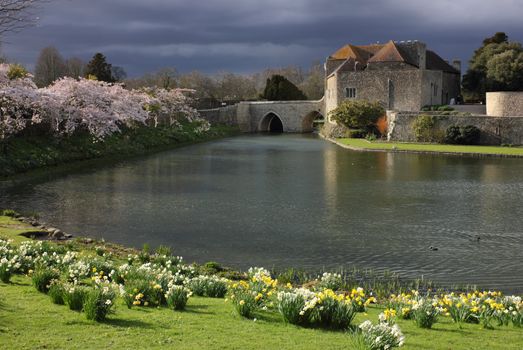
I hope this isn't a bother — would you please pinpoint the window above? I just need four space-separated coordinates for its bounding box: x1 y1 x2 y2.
345 87 357 98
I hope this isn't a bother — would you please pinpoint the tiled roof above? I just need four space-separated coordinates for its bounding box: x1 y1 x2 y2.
367 41 416 66
330 44 378 65
426 50 460 74
328 40 459 73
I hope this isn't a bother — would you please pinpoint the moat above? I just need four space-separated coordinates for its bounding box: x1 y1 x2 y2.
1 134 522 293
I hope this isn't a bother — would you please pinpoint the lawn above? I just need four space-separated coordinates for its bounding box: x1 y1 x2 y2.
1 275 522 350
0 216 43 244
1 216 522 350
338 138 523 157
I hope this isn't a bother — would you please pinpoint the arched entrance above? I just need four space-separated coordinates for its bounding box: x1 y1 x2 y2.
260 112 284 133
302 111 325 132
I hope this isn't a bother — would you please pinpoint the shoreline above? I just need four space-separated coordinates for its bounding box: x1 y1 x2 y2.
0 123 241 180
320 134 523 159
1 211 521 295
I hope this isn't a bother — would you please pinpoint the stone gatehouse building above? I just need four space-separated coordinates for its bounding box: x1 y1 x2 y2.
325 40 461 120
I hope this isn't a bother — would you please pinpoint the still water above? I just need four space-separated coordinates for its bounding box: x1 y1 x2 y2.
1 134 522 293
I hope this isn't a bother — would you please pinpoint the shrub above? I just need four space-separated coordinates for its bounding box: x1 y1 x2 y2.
329 100 385 133
445 125 462 144
445 125 481 145
461 125 481 145
203 261 224 273
421 105 454 112
165 284 192 310
0 209 18 217
412 115 435 142
84 286 116 322
7 64 29 80
347 129 367 139
32 267 60 293
412 299 439 329
437 105 454 111
188 275 228 298
48 280 65 305
63 284 89 311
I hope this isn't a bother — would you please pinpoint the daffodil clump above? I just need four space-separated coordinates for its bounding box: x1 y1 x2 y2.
346 287 376 312
388 290 523 330
83 277 117 322
165 283 192 310
0 256 18 283
187 275 228 298
411 298 441 329
440 291 523 329
354 319 405 350
119 261 195 308
62 283 89 311
319 272 343 291
379 308 397 325
278 287 375 329
227 268 278 318
388 290 419 320
32 267 60 293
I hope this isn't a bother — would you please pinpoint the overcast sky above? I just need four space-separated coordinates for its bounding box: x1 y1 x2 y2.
4 0 523 77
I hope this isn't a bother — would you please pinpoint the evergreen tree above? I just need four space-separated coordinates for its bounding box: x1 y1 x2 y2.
261 75 307 101
85 53 115 82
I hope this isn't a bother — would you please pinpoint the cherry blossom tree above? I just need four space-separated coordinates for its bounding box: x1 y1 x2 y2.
0 63 208 142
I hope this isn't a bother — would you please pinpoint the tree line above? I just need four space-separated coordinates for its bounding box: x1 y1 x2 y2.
30 46 324 108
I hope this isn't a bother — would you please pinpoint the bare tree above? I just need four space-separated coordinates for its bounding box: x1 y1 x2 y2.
65 57 85 79
0 0 47 35
34 46 66 87
125 67 179 90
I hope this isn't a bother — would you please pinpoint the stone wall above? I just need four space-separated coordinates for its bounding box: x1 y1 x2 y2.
487 92 523 117
198 100 325 133
198 105 238 126
387 112 523 145
336 70 424 112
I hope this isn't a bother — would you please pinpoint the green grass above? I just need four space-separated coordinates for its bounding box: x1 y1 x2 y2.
0 216 43 244
1 276 521 350
338 138 523 157
0 217 522 349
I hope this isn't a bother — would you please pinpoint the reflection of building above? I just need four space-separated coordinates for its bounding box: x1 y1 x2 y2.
325 40 461 119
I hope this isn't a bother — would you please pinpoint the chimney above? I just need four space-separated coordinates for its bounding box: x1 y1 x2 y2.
452 60 461 73
416 42 426 69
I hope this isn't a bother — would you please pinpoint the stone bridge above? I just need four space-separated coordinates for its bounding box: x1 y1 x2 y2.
199 99 325 133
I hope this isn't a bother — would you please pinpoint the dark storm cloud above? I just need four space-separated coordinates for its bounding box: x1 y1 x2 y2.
4 0 523 76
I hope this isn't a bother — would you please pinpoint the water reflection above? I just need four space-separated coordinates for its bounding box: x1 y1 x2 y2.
1 134 522 293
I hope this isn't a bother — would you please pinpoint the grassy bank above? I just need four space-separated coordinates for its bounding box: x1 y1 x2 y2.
337 138 523 157
1 215 521 350
0 123 240 178
2 275 521 350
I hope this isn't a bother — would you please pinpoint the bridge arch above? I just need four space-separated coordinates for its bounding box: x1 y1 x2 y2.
301 110 325 132
259 112 284 132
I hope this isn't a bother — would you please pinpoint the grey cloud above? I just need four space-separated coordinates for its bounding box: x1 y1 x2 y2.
4 0 523 76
